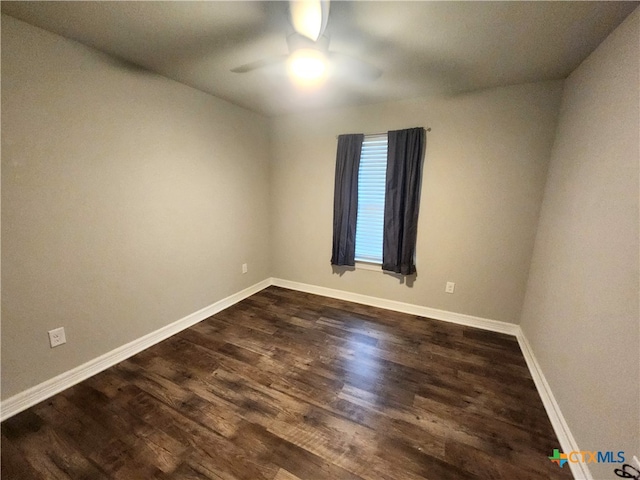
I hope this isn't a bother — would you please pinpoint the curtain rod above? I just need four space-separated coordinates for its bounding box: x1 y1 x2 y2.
336 127 431 139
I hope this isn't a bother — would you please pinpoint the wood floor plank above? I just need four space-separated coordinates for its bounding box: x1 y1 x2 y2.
31 394 161 480
232 421 366 480
274 469 304 480
1 286 572 480
1 432 46 480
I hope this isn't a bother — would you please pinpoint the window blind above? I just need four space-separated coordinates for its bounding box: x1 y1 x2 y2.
355 133 388 263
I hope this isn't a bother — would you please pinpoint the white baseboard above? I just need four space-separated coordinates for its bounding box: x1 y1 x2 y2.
2 275 585 480
0 278 271 422
516 331 590 480
270 277 520 336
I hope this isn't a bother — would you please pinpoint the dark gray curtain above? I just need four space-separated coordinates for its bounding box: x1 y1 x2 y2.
382 127 426 275
331 134 364 266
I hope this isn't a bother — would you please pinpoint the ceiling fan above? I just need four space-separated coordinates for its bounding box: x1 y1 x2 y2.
230 0 382 85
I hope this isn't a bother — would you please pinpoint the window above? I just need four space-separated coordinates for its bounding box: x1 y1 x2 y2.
355 134 388 264
331 127 425 274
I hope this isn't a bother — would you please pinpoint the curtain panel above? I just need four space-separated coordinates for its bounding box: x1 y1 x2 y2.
382 127 426 275
331 133 364 266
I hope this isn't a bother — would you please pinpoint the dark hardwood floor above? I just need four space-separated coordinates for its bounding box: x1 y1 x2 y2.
2 286 573 480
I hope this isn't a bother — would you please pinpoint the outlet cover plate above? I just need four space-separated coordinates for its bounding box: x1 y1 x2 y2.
48 327 66 348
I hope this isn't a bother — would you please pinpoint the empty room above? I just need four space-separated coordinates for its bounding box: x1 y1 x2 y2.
1 1 638 479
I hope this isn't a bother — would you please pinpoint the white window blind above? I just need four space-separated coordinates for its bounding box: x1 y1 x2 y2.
355 134 388 263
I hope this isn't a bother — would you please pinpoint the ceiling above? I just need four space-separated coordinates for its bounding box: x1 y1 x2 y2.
2 1 637 117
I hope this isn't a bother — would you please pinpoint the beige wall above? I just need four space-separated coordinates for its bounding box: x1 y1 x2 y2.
5 14 637 475
269 81 563 323
520 8 639 479
1 16 271 399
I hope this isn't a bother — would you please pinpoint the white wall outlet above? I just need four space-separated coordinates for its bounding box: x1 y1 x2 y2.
48 327 66 348
445 281 455 294
242 263 248 274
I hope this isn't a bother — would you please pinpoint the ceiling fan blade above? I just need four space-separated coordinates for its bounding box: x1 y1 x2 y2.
289 0 330 42
231 55 288 74
329 52 382 81
318 0 330 39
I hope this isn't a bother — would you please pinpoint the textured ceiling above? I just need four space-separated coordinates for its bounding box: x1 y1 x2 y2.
2 1 638 116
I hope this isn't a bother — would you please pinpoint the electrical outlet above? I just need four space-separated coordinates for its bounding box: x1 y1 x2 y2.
445 282 455 294
242 263 248 274
48 327 66 348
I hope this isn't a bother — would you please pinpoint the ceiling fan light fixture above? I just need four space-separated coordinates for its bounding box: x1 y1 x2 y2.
289 0 324 41
287 48 327 86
